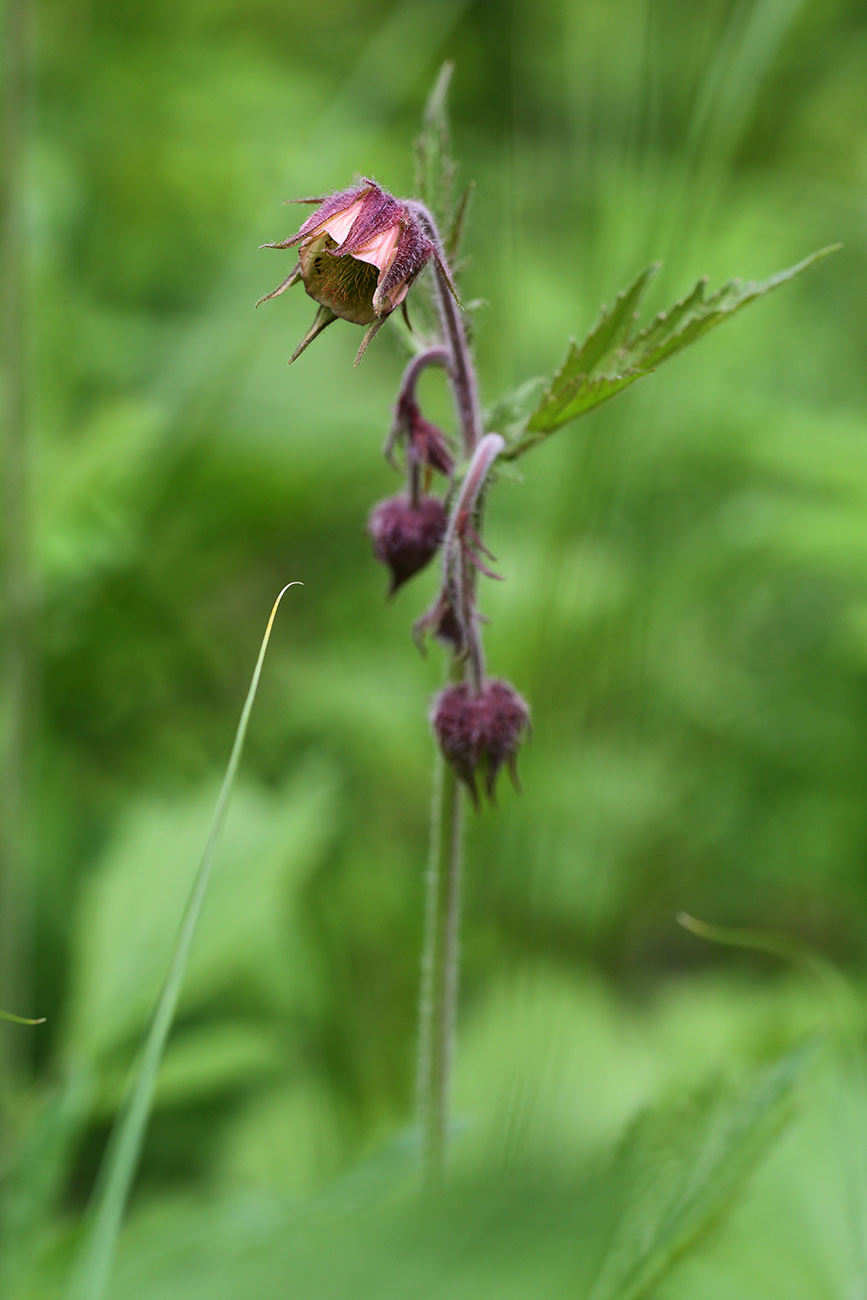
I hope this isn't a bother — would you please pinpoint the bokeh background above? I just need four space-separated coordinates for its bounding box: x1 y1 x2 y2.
2 0 867 1293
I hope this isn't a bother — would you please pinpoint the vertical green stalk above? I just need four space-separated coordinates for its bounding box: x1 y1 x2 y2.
417 748 464 1186
1 0 34 1110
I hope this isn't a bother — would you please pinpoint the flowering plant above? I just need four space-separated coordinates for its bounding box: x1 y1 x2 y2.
259 64 836 1184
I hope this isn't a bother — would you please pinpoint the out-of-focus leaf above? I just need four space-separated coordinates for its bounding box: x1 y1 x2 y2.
443 180 473 266
216 1079 348 1198
63 766 336 1065
504 247 839 458
484 375 547 443
99 1046 811 1300
657 1050 867 1300
93 1023 282 1116
581 1042 816 1300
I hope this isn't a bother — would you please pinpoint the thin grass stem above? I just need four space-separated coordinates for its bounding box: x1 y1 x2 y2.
65 583 301 1300
1 0 34 1130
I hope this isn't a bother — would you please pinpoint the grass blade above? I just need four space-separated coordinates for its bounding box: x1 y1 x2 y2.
0 1009 44 1025
65 582 302 1300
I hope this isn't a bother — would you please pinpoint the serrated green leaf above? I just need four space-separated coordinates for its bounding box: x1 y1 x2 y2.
622 246 840 373
520 263 659 440
504 246 839 458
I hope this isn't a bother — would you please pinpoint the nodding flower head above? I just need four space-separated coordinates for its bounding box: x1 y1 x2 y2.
367 493 447 596
431 679 530 809
258 180 446 364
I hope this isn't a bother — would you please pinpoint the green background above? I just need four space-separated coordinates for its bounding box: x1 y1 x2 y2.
2 0 867 1293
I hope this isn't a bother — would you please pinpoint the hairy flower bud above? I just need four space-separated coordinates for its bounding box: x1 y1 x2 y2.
259 179 449 364
431 679 530 808
367 493 447 595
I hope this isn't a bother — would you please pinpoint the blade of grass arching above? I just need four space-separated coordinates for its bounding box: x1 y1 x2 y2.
65 582 302 1300
0 1009 44 1025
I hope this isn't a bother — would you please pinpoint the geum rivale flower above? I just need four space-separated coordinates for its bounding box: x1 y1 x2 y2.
257 179 455 364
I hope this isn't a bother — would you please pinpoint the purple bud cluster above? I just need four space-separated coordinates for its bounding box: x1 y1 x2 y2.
259 181 530 808
431 679 530 808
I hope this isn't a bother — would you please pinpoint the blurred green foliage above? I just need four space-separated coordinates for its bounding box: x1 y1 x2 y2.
3 0 867 1293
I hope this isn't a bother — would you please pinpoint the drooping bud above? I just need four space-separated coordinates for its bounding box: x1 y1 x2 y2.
406 402 455 477
413 591 464 654
259 179 452 364
367 493 447 595
431 678 530 809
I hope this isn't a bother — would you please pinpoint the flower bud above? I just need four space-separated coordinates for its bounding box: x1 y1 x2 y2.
259 180 447 364
367 493 447 595
431 679 530 808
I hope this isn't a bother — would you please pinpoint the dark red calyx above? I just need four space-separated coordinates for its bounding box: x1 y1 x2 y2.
367 493 447 595
431 678 530 809
413 591 464 654
409 407 454 477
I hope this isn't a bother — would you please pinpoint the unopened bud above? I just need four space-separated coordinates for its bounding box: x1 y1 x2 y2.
431 678 530 809
367 493 447 595
408 405 454 477
260 180 445 364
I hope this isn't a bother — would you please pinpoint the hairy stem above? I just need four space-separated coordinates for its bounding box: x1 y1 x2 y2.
410 210 486 1184
394 344 449 416
432 265 481 459
440 433 505 694
416 749 464 1187
384 345 450 480
408 201 482 458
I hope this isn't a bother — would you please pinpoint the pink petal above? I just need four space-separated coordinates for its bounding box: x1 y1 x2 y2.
348 222 402 273
321 199 367 246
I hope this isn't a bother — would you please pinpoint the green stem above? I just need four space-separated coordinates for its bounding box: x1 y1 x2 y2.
1 0 34 1112
417 748 464 1186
